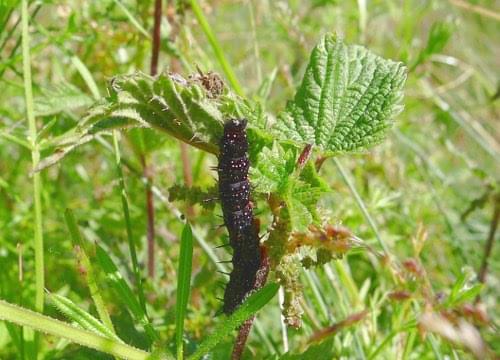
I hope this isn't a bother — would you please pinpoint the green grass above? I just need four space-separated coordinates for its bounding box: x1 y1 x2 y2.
0 1 498 359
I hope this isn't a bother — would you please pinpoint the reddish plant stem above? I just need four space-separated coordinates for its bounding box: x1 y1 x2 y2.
308 310 369 344
315 155 327 171
150 0 162 76
231 246 270 360
477 194 499 285
144 0 163 278
296 144 312 170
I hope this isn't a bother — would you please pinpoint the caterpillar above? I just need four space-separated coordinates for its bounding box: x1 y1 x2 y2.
218 118 261 314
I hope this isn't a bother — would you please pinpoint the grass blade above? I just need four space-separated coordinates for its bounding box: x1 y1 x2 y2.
188 283 279 360
176 223 194 360
333 158 389 254
71 55 101 100
112 132 149 319
0 299 153 360
113 0 150 38
48 293 122 343
95 244 159 344
64 209 116 336
188 0 244 96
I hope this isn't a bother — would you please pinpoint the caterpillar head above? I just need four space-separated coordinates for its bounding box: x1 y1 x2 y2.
220 118 248 157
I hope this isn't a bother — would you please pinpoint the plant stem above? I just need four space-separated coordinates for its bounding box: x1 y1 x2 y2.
0 5 42 80
0 300 152 360
188 0 244 96
143 0 163 279
477 194 499 284
150 0 162 76
278 286 289 353
145 160 156 278
248 0 262 85
356 0 367 43
333 158 389 255
179 142 195 218
22 0 44 315
113 0 150 37
231 248 270 360
112 132 148 314
449 0 500 21
64 209 117 336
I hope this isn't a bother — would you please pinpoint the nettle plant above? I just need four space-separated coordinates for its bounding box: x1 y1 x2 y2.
4 34 406 359
81 32 405 325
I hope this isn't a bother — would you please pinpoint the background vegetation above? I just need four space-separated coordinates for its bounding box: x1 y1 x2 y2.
0 0 498 359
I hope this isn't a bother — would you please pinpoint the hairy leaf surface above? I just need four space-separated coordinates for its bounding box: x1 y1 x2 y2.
275 34 407 154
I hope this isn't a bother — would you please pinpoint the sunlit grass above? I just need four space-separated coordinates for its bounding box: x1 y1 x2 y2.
0 0 498 359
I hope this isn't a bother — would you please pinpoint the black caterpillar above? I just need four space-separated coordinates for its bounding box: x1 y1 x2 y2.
218 119 261 314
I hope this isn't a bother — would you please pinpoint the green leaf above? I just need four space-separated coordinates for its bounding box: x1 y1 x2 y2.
95 244 159 343
280 338 335 359
251 143 329 231
36 71 269 172
127 128 167 157
452 284 483 306
274 34 407 155
48 293 122 343
250 142 297 194
445 268 483 307
287 179 324 230
176 224 194 360
412 21 453 69
79 72 233 154
188 283 279 360
34 82 94 116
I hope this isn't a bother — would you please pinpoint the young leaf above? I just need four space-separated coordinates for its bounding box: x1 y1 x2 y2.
250 143 297 194
412 21 453 69
34 82 93 116
274 34 407 155
251 143 329 231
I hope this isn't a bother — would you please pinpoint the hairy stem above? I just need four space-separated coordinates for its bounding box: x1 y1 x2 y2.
231 247 270 360
0 300 151 360
22 0 44 316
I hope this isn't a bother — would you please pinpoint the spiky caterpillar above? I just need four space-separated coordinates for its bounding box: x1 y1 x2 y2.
218 119 261 314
